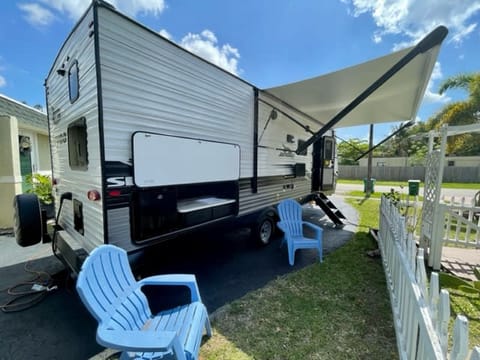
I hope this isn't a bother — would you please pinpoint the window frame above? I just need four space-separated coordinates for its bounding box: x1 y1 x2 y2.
68 117 88 171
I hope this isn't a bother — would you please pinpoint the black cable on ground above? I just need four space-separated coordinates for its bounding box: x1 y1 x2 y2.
0 261 58 313
0 194 75 313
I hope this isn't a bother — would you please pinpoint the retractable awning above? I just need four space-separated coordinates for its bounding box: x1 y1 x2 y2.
263 26 448 154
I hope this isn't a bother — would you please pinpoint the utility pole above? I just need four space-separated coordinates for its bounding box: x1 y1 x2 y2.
366 124 374 195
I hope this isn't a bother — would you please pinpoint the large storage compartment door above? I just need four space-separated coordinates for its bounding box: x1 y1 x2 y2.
131 132 241 242
133 132 240 187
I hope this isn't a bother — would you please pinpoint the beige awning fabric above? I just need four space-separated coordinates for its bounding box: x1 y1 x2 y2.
263 44 441 129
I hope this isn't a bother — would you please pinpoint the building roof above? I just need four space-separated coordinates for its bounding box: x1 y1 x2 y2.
0 93 47 131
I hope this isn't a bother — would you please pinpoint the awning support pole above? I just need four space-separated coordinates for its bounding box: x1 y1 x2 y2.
354 119 415 161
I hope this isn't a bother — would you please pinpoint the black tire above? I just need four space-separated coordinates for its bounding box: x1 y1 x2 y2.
252 213 276 246
13 194 42 247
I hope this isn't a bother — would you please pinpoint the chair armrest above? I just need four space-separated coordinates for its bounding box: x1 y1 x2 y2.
138 274 202 302
277 221 286 232
302 222 323 237
97 327 176 352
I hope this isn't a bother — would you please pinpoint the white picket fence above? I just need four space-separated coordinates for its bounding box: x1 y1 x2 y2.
428 197 480 270
378 196 480 360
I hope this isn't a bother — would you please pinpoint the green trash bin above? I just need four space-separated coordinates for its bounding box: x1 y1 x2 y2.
363 178 376 193
408 180 420 196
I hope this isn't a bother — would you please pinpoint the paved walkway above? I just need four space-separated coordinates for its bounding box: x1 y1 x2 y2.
441 246 480 281
336 183 479 203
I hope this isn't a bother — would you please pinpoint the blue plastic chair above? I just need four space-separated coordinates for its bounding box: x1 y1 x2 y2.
76 245 211 360
277 199 323 266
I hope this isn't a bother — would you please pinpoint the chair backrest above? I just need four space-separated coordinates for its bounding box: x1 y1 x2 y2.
278 199 303 236
475 191 480 207
76 245 151 326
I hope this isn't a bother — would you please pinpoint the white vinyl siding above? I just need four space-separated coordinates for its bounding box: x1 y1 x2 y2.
45 7 104 251
97 7 254 178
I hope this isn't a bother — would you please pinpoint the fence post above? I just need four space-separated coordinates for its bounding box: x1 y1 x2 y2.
429 203 445 270
469 346 480 360
438 289 450 357
450 315 469 360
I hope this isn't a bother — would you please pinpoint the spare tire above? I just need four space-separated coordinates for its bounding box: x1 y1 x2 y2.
13 194 42 247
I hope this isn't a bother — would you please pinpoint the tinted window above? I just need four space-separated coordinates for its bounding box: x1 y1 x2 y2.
68 61 79 103
68 118 88 170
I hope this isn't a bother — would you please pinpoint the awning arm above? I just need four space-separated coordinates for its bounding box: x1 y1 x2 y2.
354 120 415 162
296 25 448 155
257 97 316 135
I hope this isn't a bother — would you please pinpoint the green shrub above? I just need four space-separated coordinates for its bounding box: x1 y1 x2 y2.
26 173 54 204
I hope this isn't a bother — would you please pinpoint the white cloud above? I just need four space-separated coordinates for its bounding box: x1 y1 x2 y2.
179 30 240 75
0 75 6 87
111 0 165 17
21 0 165 23
18 3 55 27
343 0 480 47
422 62 450 104
158 29 172 40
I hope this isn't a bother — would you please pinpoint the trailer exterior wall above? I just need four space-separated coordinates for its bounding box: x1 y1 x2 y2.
95 6 327 250
97 7 255 178
45 6 104 253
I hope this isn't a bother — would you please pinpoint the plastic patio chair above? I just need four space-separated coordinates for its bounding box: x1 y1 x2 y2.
277 199 323 266
76 244 211 360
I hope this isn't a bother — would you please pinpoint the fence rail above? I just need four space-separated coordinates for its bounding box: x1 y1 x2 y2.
378 196 480 359
428 197 480 270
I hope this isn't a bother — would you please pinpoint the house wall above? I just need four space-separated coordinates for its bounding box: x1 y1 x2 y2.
37 134 51 173
0 116 22 228
0 94 51 229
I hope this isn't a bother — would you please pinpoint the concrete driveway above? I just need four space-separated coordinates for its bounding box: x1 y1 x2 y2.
0 195 357 359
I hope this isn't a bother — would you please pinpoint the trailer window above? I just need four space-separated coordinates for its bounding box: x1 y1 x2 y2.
68 118 88 170
323 137 334 160
69 61 79 103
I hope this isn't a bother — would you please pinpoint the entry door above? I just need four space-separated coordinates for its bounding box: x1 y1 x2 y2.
321 136 335 191
18 132 38 192
312 136 336 192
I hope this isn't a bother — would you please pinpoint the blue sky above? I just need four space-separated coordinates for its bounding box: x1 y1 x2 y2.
1 0 479 142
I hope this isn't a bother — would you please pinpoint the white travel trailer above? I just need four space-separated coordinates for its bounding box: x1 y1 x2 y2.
13 0 447 273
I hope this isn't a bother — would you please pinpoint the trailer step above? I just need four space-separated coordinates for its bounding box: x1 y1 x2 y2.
313 193 347 227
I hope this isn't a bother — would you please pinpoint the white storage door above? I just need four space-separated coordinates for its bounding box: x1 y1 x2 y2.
133 132 240 187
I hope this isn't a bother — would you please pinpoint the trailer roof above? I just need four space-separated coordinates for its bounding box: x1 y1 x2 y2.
264 41 441 129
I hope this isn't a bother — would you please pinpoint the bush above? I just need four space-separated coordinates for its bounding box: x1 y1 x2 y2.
25 174 54 205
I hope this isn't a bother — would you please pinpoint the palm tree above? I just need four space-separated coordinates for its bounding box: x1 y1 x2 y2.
427 72 480 155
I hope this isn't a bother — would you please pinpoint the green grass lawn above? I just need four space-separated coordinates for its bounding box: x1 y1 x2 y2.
199 193 480 358
200 198 397 360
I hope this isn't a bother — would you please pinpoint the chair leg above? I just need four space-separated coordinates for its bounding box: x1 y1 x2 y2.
205 316 212 337
288 248 295 266
318 247 323 263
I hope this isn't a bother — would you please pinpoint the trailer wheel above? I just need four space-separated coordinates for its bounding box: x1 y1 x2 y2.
13 194 42 247
252 213 276 246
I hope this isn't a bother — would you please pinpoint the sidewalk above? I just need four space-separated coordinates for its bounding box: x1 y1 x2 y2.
441 246 480 281
0 233 54 267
